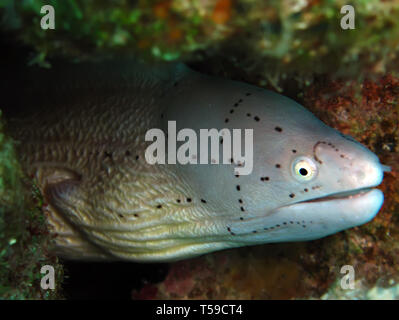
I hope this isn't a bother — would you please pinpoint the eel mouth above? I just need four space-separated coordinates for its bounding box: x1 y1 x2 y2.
297 187 375 204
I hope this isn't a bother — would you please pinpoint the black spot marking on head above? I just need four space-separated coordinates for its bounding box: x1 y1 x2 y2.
304 188 309 192
238 99 243 103
156 205 162 209
275 164 281 168
246 92 251 96
201 199 207 203
236 185 241 191
134 213 139 217
292 149 297 153
302 225 306 228
225 118 229 123
227 226 235 236
135 155 140 160
275 126 283 132
260 176 269 181
276 224 280 227
187 198 192 202
125 150 131 156
283 222 287 225
176 199 181 203
238 199 243 204
246 113 251 117
340 154 345 158
118 214 124 218
230 109 234 114
236 161 244 167
254 116 260 122
290 221 293 224
327 142 337 149
235 174 240 178
234 103 239 107
240 217 244 221
252 230 257 233
240 206 245 212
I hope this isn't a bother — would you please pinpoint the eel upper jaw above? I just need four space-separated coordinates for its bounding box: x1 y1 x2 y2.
285 160 389 208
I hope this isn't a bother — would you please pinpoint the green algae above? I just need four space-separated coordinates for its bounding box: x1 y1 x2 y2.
0 110 64 300
1 0 399 87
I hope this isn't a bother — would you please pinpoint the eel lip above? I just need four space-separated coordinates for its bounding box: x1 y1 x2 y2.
299 187 374 204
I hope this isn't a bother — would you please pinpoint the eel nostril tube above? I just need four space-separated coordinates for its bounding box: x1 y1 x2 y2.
381 164 391 172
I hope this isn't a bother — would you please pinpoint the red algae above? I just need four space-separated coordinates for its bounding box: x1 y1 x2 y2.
304 75 399 289
211 0 232 25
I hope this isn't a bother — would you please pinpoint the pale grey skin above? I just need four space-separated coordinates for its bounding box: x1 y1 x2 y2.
9 61 387 262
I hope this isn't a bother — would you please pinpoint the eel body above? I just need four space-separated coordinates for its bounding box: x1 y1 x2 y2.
6 61 388 262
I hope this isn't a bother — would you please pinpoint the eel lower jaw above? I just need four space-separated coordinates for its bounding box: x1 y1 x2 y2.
277 187 384 227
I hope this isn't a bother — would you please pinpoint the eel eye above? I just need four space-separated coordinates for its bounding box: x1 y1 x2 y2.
292 157 317 182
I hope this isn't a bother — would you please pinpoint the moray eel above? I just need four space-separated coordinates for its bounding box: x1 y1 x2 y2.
6 61 390 262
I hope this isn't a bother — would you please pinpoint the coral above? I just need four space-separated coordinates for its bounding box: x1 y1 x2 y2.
133 243 333 299
0 111 64 299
